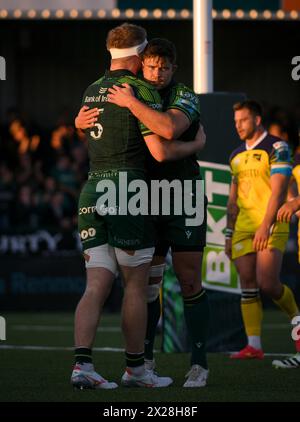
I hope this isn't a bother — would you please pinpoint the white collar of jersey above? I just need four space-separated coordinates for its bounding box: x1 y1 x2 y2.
246 130 267 150
109 39 148 59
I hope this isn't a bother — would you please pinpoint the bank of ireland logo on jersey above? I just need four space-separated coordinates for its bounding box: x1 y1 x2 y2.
0 56 6 80
0 316 6 340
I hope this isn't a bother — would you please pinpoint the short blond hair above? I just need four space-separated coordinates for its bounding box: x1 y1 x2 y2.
106 23 147 50
233 100 263 118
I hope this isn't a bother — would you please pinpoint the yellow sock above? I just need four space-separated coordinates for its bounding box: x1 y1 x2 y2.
273 285 299 320
241 297 263 337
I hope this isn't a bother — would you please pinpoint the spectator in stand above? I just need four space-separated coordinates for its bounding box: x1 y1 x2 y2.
12 185 39 231
70 145 89 186
51 154 78 199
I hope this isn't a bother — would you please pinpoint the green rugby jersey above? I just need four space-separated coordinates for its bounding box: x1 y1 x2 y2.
82 69 162 172
147 81 201 180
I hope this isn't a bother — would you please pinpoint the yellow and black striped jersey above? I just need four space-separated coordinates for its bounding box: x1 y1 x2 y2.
230 132 292 232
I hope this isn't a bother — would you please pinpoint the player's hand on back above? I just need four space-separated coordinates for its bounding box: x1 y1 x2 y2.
75 106 99 129
108 83 135 107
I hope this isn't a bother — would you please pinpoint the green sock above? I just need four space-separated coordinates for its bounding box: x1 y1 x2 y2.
125 351 144 368
183 289 210 369
144 296 161 360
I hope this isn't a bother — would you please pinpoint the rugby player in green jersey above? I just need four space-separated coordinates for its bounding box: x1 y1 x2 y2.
77 38 209 388
72 26 206 390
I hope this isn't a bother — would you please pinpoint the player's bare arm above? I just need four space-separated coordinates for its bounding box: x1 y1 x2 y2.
75 106 100 129
108 83 190 140
253 173 290 251
277 196 300 223
144 124 206 163
225 179 239 259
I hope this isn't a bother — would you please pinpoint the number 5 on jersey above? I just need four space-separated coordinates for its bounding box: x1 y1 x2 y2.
90 108 104 140
90 123 103 140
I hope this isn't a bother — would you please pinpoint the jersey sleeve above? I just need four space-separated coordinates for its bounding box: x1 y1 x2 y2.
229 157 238 183
167 85 200 123
269 140 292 177
135 85 163 137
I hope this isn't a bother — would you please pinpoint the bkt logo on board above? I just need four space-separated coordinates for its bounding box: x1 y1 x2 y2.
0 56 6 80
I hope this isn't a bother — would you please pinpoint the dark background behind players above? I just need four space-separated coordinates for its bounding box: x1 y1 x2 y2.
0 9 299 312
0 19 300 127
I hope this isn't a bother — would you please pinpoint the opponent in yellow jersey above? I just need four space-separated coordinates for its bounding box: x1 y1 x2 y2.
225 100 300 362
230 132 291 256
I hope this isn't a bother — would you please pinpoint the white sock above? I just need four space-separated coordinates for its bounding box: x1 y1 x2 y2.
128 364 145 376
248 336 262 350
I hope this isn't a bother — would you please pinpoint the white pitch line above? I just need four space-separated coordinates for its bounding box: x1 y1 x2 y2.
12 324 289 332
0 344 294 357
0 345 124 352
12 325 121 332
263 323 291 329
226 352 294 357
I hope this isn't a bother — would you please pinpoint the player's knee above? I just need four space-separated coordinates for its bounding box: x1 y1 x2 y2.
238 273 256 288
179 277 202 297
176 268 201 287
259 281 281 299
115 247 155 267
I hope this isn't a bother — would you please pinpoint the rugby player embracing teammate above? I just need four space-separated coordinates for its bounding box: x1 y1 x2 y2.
72 26 206 389
77 38 209 388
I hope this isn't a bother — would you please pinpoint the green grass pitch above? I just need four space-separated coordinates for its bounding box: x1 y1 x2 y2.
0 310 299 402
